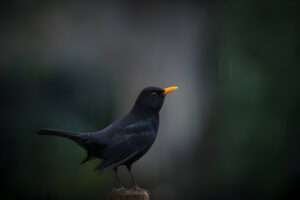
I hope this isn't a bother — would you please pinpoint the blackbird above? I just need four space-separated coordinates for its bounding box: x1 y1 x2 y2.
38 86 178 189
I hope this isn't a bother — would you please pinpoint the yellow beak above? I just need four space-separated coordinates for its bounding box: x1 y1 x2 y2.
163 86 179 95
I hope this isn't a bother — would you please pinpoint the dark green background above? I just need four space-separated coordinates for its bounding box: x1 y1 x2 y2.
1 1 297 199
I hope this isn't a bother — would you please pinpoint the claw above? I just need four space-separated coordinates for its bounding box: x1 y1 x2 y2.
131 185 143 191
113 186 126 192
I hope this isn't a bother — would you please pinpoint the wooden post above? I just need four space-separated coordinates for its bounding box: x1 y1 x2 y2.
108 188 150 200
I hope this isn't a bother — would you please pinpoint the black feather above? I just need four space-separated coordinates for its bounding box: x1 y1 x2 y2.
38 86 167 171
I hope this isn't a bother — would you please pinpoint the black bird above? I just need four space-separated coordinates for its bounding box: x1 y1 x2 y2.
38 86 178 189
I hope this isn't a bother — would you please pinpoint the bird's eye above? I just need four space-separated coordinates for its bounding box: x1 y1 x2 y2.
151 92 158 96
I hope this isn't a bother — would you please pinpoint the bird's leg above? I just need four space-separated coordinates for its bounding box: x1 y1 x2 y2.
127 165 142 191
113 167 125 191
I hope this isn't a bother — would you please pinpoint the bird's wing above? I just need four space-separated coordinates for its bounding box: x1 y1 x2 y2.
97 121 155 170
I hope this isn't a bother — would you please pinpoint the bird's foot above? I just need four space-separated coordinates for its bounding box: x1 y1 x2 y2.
113 186 126 192
130 185 144 191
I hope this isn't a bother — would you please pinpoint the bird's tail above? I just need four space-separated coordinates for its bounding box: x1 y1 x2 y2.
37 129 80 141
37 129 97 164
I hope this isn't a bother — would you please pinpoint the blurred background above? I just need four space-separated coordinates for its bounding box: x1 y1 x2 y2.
1 0 297 199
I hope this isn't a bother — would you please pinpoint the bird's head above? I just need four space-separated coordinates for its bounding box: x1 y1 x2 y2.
132 86 178 115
